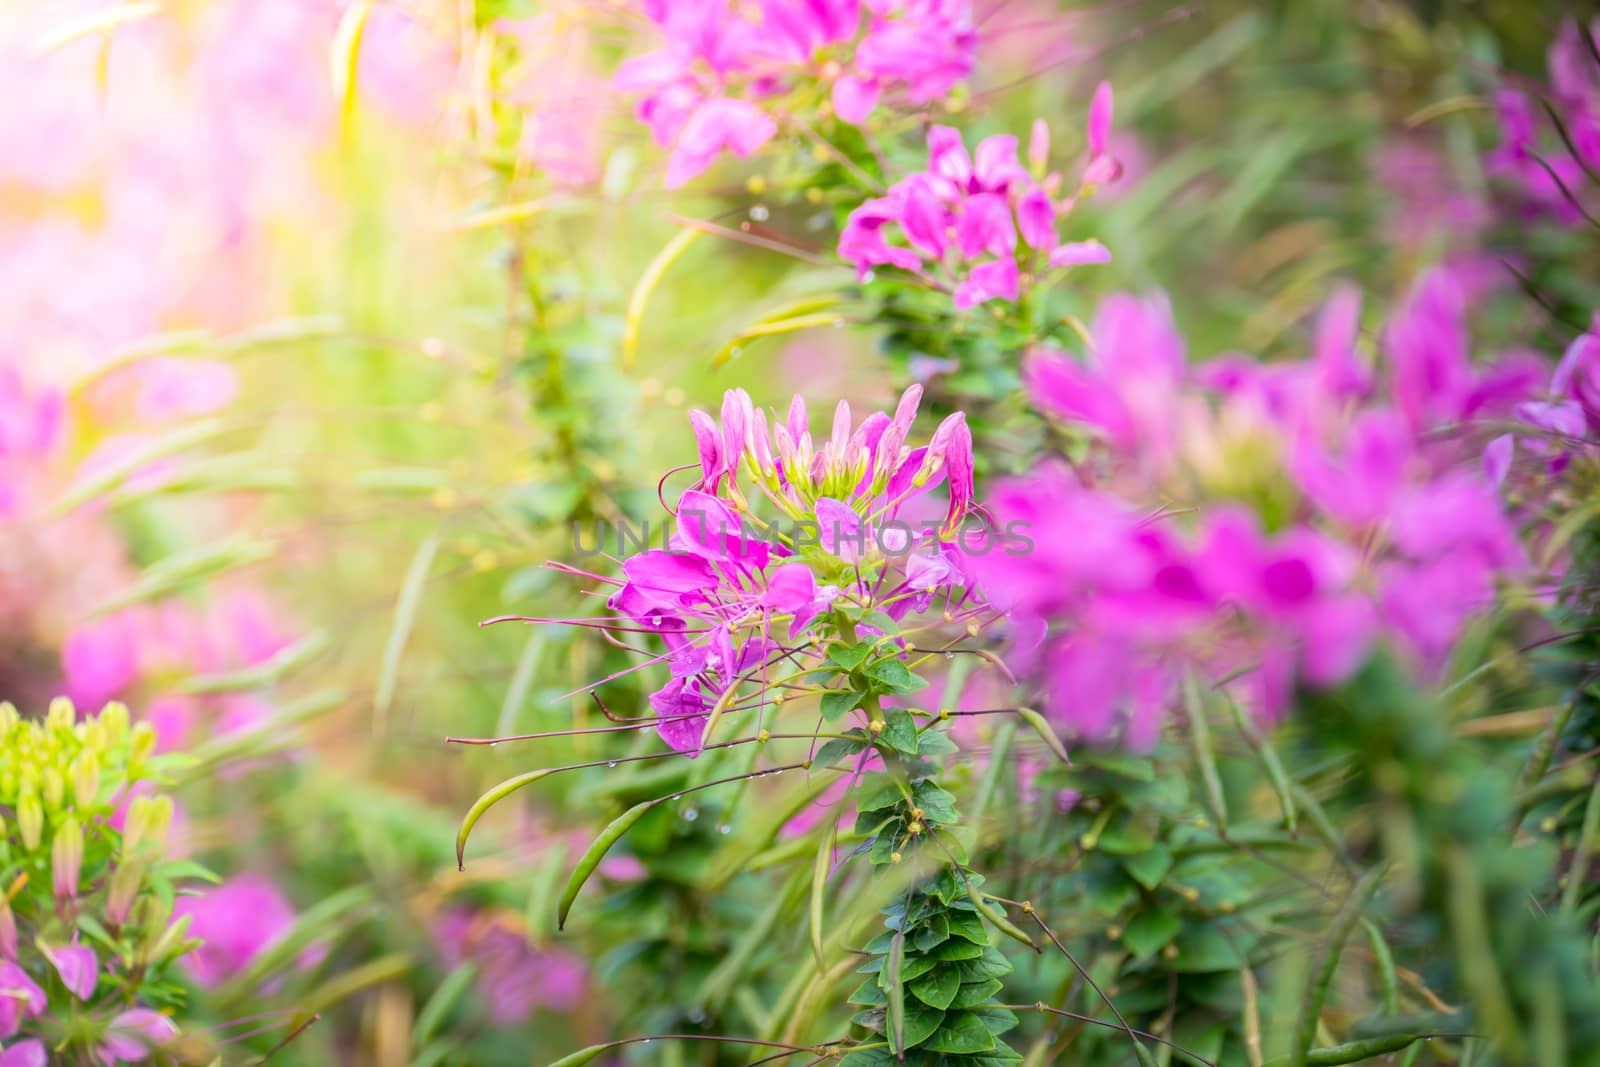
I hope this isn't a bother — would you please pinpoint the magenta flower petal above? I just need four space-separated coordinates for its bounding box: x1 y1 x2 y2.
953 258 1020 309
832 74 880 125
1086 81 1114 158
1047 240 1111 268
100 1009 178 1063
48 944 97 1001
0 1041 45 1067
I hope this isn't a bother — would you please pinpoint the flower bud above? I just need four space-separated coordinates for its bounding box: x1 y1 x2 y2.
129 722 157 774
72 755 100 810
144 911 193 967
47 697 76 732
52 816 84 904
17 788 43 850
42 767 65 811
124 796 173 859
107 862 144 926
100 702 129 745
0 892 16 960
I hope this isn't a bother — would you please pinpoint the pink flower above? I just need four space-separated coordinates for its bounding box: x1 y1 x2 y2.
172 874 298 986
99 1009 178 1063
0 962 45 1039
839 117 1114 309
62 614 142 708
664 98 777 189
433 909 585 1025
0 1041 45 1067
46 944 97 1001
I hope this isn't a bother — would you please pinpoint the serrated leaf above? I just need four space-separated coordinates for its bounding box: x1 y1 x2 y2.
909 966 961 1010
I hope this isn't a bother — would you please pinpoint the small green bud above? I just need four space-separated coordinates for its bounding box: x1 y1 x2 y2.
17 788 43 850
46 697 76 732
72 755 100 810
42 767 65 811
129 722 157 773
52 816 84 904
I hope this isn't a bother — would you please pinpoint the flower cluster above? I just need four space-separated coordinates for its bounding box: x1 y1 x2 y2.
969 268 1532 743
617 0 977 187
433 907 586 1025
0 700 200 1064
544 387 978 753
839 85 1116 309
1487 17 1600 223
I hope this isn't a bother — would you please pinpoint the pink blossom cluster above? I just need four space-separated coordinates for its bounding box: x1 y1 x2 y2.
433 908 586 1024
967 268 1536 745
617 0 976 187
839 85 1116 309
540 387 977 753
1487 17 1600 223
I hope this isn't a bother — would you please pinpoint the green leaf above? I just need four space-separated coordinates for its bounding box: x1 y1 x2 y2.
558 801 654 929
912 913 950 952
928 938 983 961
413 963 477 1045
899 1001 946 1048
848 977 889 1007
827 642 871 671
909 965 961 1010
968 1044 1024 1066
880 708 919 753
814 732 869 766
887 930 906 1054
1120 846 1174 891
1122 911 1182 960
923 1011 998 1054
916 730 959 755
866 659 926 694
821 690 864 721
945 908 990 945
956 948 1014 981
912 781 959 825
975 1008 1020 1037
542 1045 611 1067
858 610 900 635
876 953 938 987
1089 874 1137 917
839 1048 897 1066
1016 707 1070 764
374 533 440 733
950 978 1004 1009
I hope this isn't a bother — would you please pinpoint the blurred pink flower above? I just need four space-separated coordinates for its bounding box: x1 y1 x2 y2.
173 874 299 986
433 909 586 1024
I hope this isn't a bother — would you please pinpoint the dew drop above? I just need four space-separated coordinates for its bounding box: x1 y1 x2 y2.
607 761 618 768
689 1009 706 1023
861 270 876 283
683 806 700 821
489 741 499 747
749 204 770 222
944 651 955 660
718 824 732 834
